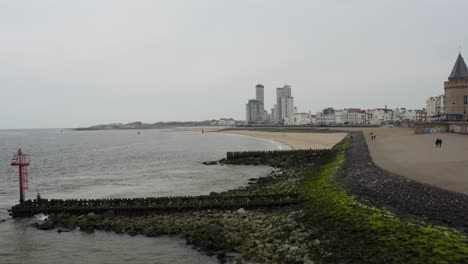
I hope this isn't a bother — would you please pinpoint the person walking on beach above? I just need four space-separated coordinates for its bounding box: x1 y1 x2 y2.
439 138 443 148
370 132 374 141
435 138 440 148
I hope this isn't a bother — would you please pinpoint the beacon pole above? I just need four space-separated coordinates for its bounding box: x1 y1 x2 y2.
11 148 30 205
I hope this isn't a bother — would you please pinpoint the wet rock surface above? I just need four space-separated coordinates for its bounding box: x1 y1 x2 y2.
32 152 321 263
36 208 320 263
219 149 330 170
337 132 468 231
202 161 218 165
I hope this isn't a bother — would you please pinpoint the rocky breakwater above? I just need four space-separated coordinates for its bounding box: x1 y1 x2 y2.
36 208 319 263
221 149 330 169
32 148 331 263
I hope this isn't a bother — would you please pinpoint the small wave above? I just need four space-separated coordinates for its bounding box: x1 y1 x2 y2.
34 213 48 221
273 141 290 150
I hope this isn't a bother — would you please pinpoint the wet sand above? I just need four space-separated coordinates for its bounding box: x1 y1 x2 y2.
221 130 347 150
174 126 227 133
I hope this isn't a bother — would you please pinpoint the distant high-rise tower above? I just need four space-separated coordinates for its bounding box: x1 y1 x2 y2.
444 53 468 121
246 99 262 123
245 83 270 123
256 84 264 105
275 85 294 124
283 84 291 97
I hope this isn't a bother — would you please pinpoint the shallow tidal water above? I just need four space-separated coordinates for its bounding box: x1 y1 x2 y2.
0 129 287 264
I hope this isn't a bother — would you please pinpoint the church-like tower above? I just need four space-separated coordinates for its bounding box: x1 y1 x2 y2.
444 53 468 121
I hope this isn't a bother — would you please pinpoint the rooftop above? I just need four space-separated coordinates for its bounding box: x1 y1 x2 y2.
449 53 468 79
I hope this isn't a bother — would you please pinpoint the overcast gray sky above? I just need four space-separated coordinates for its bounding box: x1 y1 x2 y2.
1 0 467 129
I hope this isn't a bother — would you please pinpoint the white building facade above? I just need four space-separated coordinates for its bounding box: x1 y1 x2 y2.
217 118 236 126
288 112 312 125
426 95 445 121
319 108 367 125
369 109 394 125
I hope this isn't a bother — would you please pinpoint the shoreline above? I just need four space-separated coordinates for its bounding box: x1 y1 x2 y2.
220 130 347 150
33 147 330 263
30 130 468 263
172 126 347 150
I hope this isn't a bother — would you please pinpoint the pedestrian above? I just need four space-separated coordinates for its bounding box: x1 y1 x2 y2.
435 138 439 148
439 138 443 148
370 132 374 141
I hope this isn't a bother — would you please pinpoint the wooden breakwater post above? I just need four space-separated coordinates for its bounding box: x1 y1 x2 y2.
9 193 304 218
226 149 330 160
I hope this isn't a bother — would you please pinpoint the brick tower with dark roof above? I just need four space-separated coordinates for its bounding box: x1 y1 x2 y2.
444 53 468 121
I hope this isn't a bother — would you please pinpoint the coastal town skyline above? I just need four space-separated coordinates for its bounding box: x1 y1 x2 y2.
1 1 468 129
2 2 468 262
243 51 467 126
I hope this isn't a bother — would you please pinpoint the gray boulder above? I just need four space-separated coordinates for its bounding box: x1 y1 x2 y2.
103 210 115 219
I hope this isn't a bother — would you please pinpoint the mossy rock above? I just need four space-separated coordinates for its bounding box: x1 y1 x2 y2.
37 219 55 230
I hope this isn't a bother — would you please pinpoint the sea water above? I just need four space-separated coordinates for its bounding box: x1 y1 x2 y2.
0 129 287 264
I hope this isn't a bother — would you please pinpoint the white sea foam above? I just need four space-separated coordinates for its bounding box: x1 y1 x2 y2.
34 213 48 221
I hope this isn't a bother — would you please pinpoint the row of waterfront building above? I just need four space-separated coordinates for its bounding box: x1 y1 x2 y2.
249 105 426 126
244 83 426 126
244 52 468 126
314 107 426 126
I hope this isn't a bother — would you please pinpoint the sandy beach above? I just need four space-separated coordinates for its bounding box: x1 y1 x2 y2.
221 130 347 150
173 126 346 149
364 128 468 195
174 126 227 133
334 126 468 195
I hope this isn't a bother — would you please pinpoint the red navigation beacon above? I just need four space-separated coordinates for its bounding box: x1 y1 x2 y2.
11 148 30 205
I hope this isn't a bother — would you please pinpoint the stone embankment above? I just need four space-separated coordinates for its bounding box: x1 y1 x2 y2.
338 132 468 230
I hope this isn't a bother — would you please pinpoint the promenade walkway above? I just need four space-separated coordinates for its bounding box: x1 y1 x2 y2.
360 127 468 195
337 131 468 229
